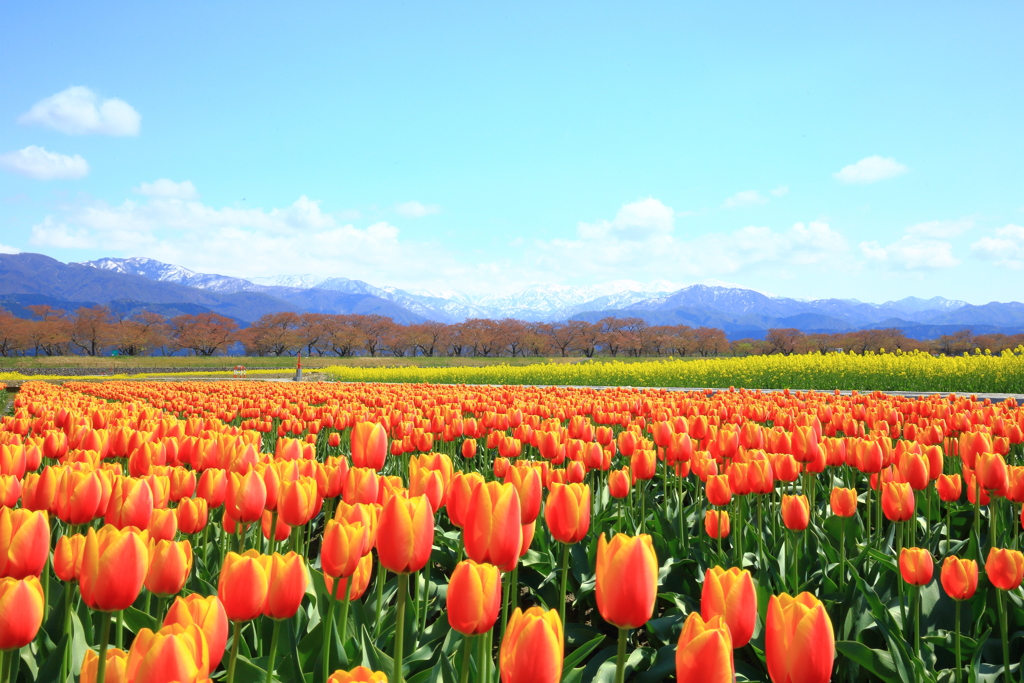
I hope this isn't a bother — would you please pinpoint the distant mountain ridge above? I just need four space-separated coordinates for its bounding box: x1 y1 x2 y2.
0 253 1014 340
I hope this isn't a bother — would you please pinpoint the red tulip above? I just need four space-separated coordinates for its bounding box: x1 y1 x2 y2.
500 607 563 683
766 592 835 683
465 481 522 572
701 565 756 647
163 594 229 669
447 560 501 635
781 495 810 531
940 556 978 600
595 533 658 629
705 510 730 538
544 483 590 545
377 494 434 574
0 508 50 579
899 547 933 586
987 547 1024 591
675 612 734 683
0 576 44 650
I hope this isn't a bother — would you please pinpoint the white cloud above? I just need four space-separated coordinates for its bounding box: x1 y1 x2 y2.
904 219 973 239
834 156 908 184
723 190 769 208
134 179 198 200
577 197 675 241
859 235 959 269
29 218 96 249
0 146 89 180
395 201 440 218
770 186 789 197
970 224 1024 269
0 244 20 255
18 86 140 136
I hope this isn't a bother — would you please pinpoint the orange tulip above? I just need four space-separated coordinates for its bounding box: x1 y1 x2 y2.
350 422 387 470
675 612 734 683
705 510 729 538
881 481 915 522
504 465 542 524
217 550 269 622
899 548 933 586
196 468 227 508
55 469 110 525
608 467 631 499
461 439 477 459
147 507 178 543
976 452 1008 493
54 533 86 582
278 476 319 526
333 501 379 548
0 576 44 650
829 487 857 518
544 483 590 545
0 507 50 579
163 594 229 669
747 459 775 495
79 525 150 612
322 520 371 579
81 648 129 683
327 667 388 683
377 494 434 574
701 565 756 647
595 533 658 629
447 560 501 635
936 473 962 502
145 539 193 597
21 468 57 512
105 476 154 530
261 551 308 619
781 495 810 531
226 470 267 524
987 547 1024 590
940 556 978 600
465 481 522 571
500 606 563 683
706 475 732 507
630 448 657 481
176 497 209 535
124 623 210 683
766 592 835 683
324 552 374 601
343 467 380 506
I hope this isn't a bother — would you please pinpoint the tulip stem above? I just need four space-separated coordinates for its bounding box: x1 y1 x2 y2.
477 629 490 683
839 519 846 592
999 589 1012 683
268 511 279 555
0 651 6 683
558 543 570 630
639 480 646 534
912 585 920 659
322 577 341 683
339 578 353 651
95 612 112 683
459 634 473 683
265 619 281 683
509 565 519 616
372 563 387 639
896 523 907 633
226 621 242 683
614 628 628 683
954 600 962 683
115 610 124 649
421 554 433 634
394 573 409 683
60 581 73 683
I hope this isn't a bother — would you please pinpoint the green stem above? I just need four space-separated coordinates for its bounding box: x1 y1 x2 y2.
226 621 242 683
639 480 646 534
913 585 920 659
477 629 489 683
839 519 846 592
95 612 113 683
0 650 7 683
394 573 409 683
954 600 962 683
116 609 124 649
421 553 432 634
509 565 519 616
339 578 353 651
322 577 341 683
500 571 511 636
1000 589 1011 683
558 543 570 630
459 634 473 683
60 582 73 683
373 560 386 639
265 619 281 683
614 628 628 683
268 510 279 555
896 523 907 633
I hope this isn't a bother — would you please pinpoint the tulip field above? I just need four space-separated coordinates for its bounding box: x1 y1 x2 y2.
2 380 1024 683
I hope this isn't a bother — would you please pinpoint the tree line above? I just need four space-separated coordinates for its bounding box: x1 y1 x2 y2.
0 304 1019 358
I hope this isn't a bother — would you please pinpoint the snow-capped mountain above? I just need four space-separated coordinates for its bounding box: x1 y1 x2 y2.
81 257 261 293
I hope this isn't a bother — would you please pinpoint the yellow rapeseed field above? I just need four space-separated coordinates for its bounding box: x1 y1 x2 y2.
321 349 1024 393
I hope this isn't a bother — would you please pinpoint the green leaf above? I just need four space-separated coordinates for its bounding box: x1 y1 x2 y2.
122 606 158 634
836 640 901 683
561 634 605 679
230 654 268 683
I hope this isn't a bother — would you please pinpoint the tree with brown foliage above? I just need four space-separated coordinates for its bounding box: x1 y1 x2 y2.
110 310 170 356
170 312 239 356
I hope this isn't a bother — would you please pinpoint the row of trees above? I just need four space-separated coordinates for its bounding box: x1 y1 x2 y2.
0 305 1019 358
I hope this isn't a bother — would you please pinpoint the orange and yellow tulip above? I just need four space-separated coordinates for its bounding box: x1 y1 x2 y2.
145 539 193 597
987 547 1024 591
217 550 269 622
675 612 733 683
940 556 978 600
464 481 522 572
829 487 857 517
701 565 756 647
447 560 501 635
500 606 563 683
80 648 129 683
377 494 434 574
164 593 229 669
781 495 809 531
0 576 44 650
595 533 658 629
124 623 211 683
899 548 933 586
544 483 590 545
326 667 388 683
79 525 149 612
0 508 50 579
766 592 835 683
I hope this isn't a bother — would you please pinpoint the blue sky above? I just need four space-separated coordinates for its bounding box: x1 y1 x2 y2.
1 1 1022 303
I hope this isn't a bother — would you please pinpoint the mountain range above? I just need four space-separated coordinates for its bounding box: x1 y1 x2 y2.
0 252 1020 341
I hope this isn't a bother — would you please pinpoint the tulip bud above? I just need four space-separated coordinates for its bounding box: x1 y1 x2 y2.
322 520 371 579
377 494 434 575
544 483 590 545
940 556 978 600
987 547 1024 591
937 473 962 502
705 510 730 539
54 533 86 582
350 422 387 471
465 482 522 572
324 553 374 601
81 648 129 683
781 494 810 531
326 667 388 683
218 550 269 622
79 525 150 612
177 497 209 535
829 487 857 517
608 467 631 499
881 481 915 522
500 607 563 683
164 594 229 669
675 612 734 683
125 623 211 683
701 565 756 647
0 507 50 579
766 592 835 683
447 560 501 635
261 551 308 620
146 539 193 597
898 547 933 586
0 576 44 650
595 533 658 629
